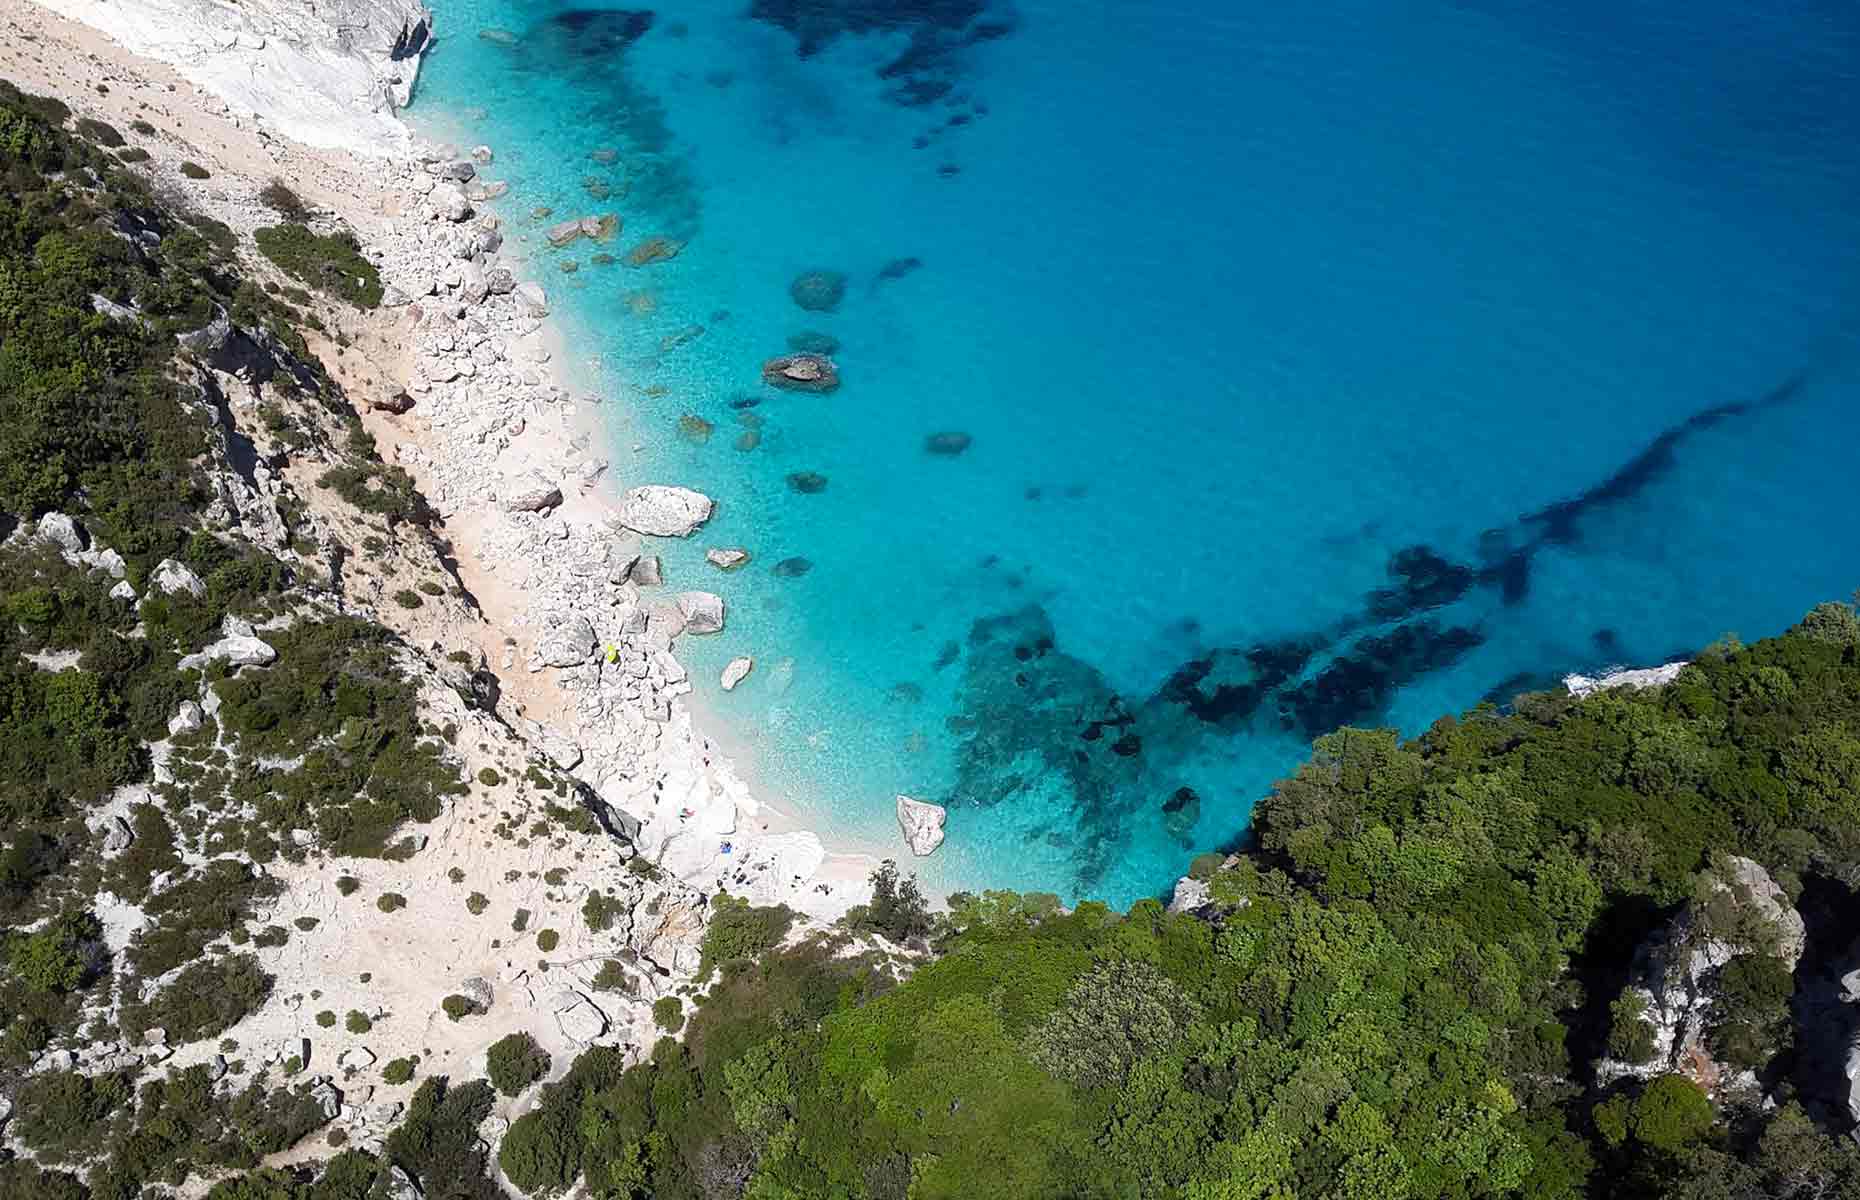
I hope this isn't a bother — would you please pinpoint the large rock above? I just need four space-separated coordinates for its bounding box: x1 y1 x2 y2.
534 615 597 668
895 795 946 856
515 281 549 316
552 989 608 1046
178 635 278 671
151 558 207 598
705 547 749 571
36 512 87 554
1601 855 1806 1096
1167 876 1212 915
616 486 714 537
761 354 840 394
675 592 725 635
721 656 754 691
500 472 563 513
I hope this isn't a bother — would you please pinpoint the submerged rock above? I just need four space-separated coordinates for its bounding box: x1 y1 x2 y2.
877 256 923 282
789 269 847 313
624 237 683 266
772 556 813 578
676 414 714 443
616 486 714 537
786 472 829 495
787 330 841 355
896 795 947 856
762 354 840 393
733 430 761 452
925 431 972 455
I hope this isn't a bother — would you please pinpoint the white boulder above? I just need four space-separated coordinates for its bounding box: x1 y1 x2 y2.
721 657 754 691
151 558 207 598
500 472 563 513
675 592 725 635
895 795 946 856
616 486 714 537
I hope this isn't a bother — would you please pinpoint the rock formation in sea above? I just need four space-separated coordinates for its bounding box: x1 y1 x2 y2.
896 795 947 856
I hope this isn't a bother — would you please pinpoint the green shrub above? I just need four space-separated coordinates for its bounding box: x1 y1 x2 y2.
125 952 272 1042
695 894 794 981
377 892 406 913
75 117 124 147
465 892 489 916
130 118 155 136
581 891 627 933
7 911 101 992
258 178 308 220
392 589 423 609
486 1031 552 1097
844 860 933 943
652 996 684 1032
590 960 630 993
382 1077 499 1200
536 928 559 953
254 224 384 309
316 1010 337 1028
477 767 503 787
344 1009 373 1034
1607 991 1658 1064
382 1056 418 1084
10 1069 130 1153
336 875 361 896
117 147 151 164
179 161 211 179
441 994 479 1022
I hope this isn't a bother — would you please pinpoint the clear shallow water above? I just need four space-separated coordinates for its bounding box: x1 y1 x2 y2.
414 0 1860 906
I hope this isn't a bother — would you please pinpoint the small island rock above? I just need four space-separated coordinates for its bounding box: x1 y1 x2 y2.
896 795 947 856
721 657 755 691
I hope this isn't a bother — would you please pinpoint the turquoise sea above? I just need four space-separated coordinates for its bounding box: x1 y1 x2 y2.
412 1 1860 906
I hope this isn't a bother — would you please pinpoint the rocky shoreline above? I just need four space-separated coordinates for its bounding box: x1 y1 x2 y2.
0 0 887 1117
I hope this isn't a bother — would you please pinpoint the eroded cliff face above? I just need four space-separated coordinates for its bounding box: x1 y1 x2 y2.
34 0 431 153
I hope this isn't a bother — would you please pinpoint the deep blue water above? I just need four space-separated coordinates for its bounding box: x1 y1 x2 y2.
414 0 1860 906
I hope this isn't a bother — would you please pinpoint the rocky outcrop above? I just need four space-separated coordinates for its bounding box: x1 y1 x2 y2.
1600 856 1806 1096
1565 662 1690 698
615 486 714 538
762 354 840 394
895 795 946 856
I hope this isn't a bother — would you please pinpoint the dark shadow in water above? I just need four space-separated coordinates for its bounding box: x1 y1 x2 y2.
937 371 1815 895
748 0 1014 133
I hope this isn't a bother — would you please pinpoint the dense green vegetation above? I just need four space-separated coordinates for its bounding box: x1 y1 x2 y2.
253 225 383 309
480 604 1860 1200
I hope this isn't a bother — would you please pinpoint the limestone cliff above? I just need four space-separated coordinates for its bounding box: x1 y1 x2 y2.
35 0 431 153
